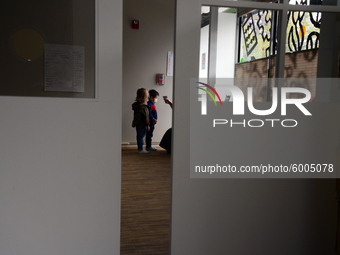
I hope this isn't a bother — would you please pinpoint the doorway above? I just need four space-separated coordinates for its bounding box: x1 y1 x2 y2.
120 0 175 254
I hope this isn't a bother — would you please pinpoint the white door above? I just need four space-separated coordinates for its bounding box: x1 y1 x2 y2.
171 0 340 254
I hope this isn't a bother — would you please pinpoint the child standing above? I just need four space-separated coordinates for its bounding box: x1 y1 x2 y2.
132 88 150 154
146 89 159 151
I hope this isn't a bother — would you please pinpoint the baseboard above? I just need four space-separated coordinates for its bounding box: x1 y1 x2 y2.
122 142 159 146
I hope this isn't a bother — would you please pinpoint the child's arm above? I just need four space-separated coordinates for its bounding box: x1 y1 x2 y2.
145 107 150 127
132 113 141 127
153 105 158 120
148 102 157 123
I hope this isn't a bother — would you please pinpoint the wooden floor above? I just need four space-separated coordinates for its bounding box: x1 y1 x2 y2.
120 147 171 255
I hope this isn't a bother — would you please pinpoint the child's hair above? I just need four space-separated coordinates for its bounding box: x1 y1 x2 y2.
135 88 149 103
149 89 159 98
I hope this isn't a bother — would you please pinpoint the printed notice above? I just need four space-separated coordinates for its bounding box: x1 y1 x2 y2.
167 51 173 76
202 53 206 70
45 44 85 92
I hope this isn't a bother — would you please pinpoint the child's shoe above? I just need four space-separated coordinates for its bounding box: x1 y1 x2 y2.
138 149 148 154
146 146 157 151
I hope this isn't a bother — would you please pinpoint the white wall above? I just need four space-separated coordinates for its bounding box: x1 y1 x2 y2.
199 25 209 78
171 1 338 254
122 0 175 144
0 1 122 254
216 12 236 79
199 11 236 80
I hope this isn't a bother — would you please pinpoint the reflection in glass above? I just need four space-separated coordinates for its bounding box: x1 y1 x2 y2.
240 10 273 62
200 5 340 103
286 11 321 52
289 0 322 5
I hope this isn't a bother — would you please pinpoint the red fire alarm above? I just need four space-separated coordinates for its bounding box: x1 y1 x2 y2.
132 20 139 29
156 74 165 85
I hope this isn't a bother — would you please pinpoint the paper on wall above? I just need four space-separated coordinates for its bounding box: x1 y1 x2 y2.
45 44 85 92
167 51 174 76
